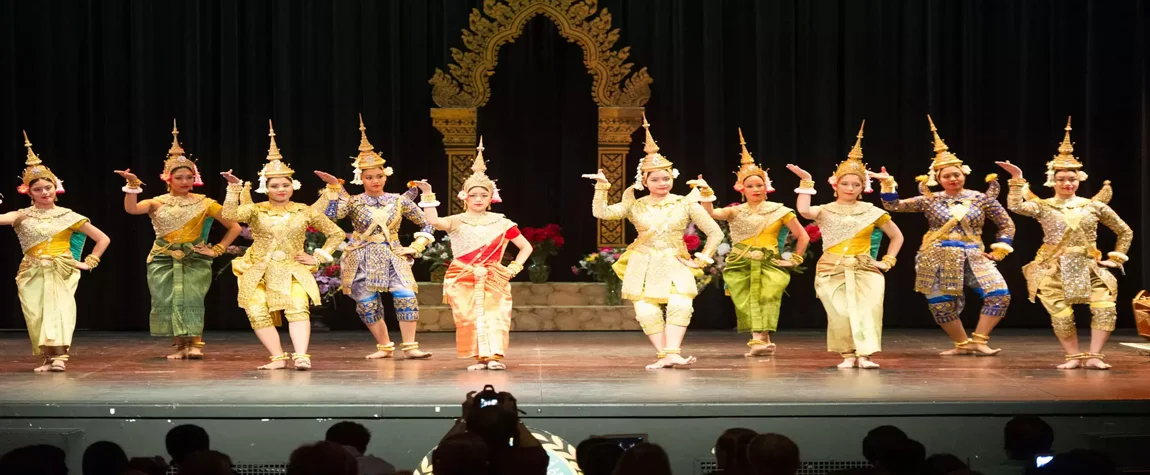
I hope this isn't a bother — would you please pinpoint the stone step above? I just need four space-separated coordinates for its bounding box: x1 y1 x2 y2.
416 282 616 306
416 305 639 332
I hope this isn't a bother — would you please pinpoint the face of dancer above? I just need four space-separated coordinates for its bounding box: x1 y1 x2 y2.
361 167 387 196
836 174 863 202
466 187 491 212
742 176 767 203
937 166 966 193
1053 170 1079 199
645 170 673 197
28 178 56 207
169 167 196 195
267 177 294 204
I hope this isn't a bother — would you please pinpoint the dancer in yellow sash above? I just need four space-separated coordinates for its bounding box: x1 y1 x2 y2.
786 122 903 369
996 117 1132 370
0 131 111 372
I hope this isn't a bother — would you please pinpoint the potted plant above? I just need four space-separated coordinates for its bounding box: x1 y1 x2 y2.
573 248 624 305
420 236 452 283
521 224 564 283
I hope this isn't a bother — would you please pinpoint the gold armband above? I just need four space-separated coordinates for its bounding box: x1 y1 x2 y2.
211 244 226 256
420 192 437 203
881 255 897 269
83 255 101 269
506 261 524 276
788 254 805 266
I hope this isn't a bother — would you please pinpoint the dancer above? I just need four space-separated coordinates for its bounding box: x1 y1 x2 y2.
689 129 809 357
996 117 1132 369
313 115 436 359
787 122 903 368
114 120 242 360
219 121 344 370
582 115 724 369
416 138 532 370
0 131 111 372
872 116 1015 356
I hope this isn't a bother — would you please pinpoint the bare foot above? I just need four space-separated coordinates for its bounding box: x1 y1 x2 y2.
364 350 394 360
837 357 857 369
745 342 777 357
857 357 880 369
1057 359 1082 369
645 357 669 370
187 347 204 360
939 346 976 356
293 355 312 371
49 359 66 372
33 359 52 372
664 354 696 368
404 348 433 359
487 360 506 371
258 359 288 370
166 347 189 360
1084 358 1111 370
969 342 1002 356
467 363 488 371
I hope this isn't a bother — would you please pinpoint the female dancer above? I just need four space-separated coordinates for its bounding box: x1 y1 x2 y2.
996 118 1132 369
0 131 111 372
873 116 1015 356
416 138 532 370
313 115 436 359
582 115 724 369
787 122 903 369
219 121 344 370
114 120 242 359
690 129 809 357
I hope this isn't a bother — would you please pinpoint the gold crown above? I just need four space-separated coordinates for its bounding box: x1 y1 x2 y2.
20 130 59 187
926 115 965 172
733 128 768 187
1048 116 1082 171
259 119 295 179
353 113 387 171
461 137 496 194
638 113 673 173
162 119 199 177
833 121 870 181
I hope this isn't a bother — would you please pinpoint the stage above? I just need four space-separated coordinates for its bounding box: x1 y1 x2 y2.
2 329 1149 473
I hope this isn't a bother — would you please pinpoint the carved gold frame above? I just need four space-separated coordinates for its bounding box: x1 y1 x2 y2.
429 0 652 247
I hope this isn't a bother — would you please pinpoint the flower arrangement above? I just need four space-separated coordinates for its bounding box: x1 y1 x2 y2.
520 224 564 283
573 248 624 305
683 222 725 293
420 235 453 282
304 225 348 305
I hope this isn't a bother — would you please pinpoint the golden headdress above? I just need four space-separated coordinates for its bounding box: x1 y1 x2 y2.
829 121 873 193
18 130 64 194
458 137 501 203
923 115 970 186
255 119 300 194
732 128 773 193
350 113 393 185
161 119 203 186
632 113 679 190
1043 116 1087 187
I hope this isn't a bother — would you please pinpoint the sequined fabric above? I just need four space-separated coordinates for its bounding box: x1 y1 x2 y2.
150 194 213 238
723 202 793 244
812 202 887 252
13 207 88 255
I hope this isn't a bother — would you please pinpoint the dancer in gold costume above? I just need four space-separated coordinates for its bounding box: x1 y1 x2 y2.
583 115 724 369
219 121 344 370
114 120 242 360
787 122 904 369
996 117 1132 370
872 116 1015 356
0 131 111 372
416 138 533 370
689 129 809 357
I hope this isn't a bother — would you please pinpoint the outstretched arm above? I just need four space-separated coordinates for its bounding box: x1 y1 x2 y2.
414 180 452 232
786 164 819 220
311 171 351 220
219 170 257 223
0 211 23 227
584 169 633 221
686 175 732 220
114 169 155 215
872 167 927 213
688 202 725 265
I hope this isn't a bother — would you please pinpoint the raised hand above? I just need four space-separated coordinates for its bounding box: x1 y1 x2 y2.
313 170 340 185
786 164 812 180
994 161 1023 179
868 166 893 181
220 169 242 185
580 169 610 184
413 180 433 193
114 169 141 183
686 174 711 190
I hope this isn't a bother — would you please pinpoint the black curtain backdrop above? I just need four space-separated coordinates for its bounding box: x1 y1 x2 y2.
0 1 1147 333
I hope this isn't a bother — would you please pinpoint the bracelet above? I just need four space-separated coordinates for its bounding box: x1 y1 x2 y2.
122 185 144 194
799 179 816 189
211 244 226 256
881 255 897 268
1007 177 1027 187
326 180 345 190
795 179 817 195
593 182 611 191
788 254 805 266
506 261 524 276
698 187 714 198
83 255 101 269
123 178 144 193
420 192 437 203
227 182 244 191
1107 252 1129 264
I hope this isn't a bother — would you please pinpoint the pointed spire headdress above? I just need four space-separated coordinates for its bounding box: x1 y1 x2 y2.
458 137 501 203
17 130 64 194
349 114 393 185
161 119 204 186
732 128 773 193
923 115 970 186
255 120 301 194
1043 116 1087 187
632 113 679 190
828 121 873 193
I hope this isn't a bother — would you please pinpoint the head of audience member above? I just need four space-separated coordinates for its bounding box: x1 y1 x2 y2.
82 441 129 475
286 441 357 475
923 453 968 475
325 421 373 455
862 425 908 466
747 433 801 475
0 445 68 475
176 450 233 475
466 406 520 453
612 443 673 475
433 433 489 475
166 424 210 466
714 428 757 475
576 437 626 475
1003 416 1054 461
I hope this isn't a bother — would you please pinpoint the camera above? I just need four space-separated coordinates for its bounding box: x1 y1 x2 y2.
471 384 521 415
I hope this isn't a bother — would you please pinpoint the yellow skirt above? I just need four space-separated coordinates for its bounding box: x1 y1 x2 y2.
16 255 81 355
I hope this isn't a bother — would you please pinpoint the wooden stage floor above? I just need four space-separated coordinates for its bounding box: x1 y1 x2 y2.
1 329 1148 419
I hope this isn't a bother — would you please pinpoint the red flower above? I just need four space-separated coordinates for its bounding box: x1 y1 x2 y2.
551 236 565 248
323 265 341 277
306 225 319 233
804 224 822 243
683 234 702 252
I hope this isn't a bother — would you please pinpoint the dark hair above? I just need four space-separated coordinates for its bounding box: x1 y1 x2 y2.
612 443 672 475
576 437 625 475
287 441 357 475
325 421 372 454
166 424 210 465
27 178 55 189
266 176 295 186
715 428 757 474
0 444 67 475
862 425 908 464
168 166 195 176
1003 415 1054 460
747 433 801 475
177 450 232 475
466 406 519 453
83 440 129 475
433 433 489 475
922 453 967 475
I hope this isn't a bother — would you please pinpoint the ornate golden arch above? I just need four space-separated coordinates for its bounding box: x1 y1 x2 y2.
430 0 652 247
